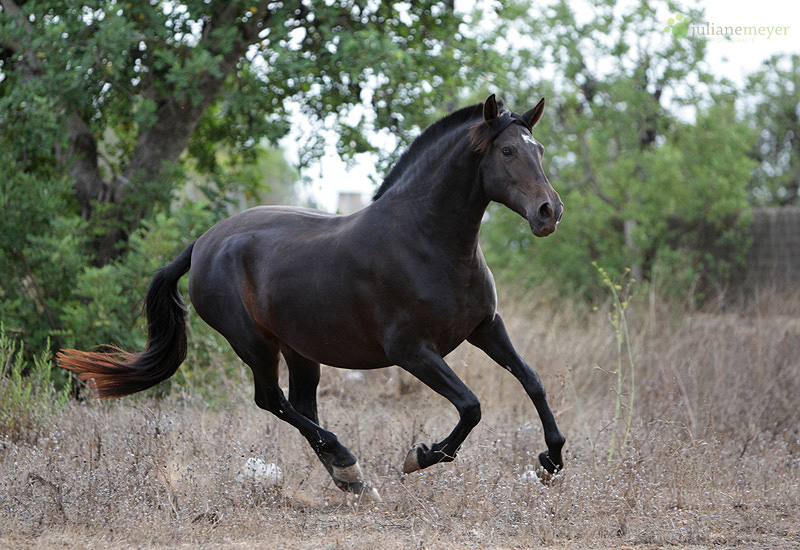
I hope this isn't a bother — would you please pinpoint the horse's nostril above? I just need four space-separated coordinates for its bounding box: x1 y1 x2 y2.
538 201 553 220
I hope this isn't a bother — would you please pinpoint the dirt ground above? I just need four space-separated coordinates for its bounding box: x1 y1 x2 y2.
2 296 799 549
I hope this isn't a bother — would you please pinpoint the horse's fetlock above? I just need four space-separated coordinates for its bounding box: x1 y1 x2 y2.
440 450 456 463
547 433 566 451
463 400 482 426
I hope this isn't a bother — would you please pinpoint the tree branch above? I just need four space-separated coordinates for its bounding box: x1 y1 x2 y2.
66 114 107 218
7 1 276 261
118 2 273 196
560 111 616 207
578 131 616 206
1 0 41 80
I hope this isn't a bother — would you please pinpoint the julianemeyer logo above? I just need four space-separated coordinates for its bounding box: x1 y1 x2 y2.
664 13 691 38
665 13 790 42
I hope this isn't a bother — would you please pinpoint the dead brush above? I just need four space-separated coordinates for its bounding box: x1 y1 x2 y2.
1 289 799 548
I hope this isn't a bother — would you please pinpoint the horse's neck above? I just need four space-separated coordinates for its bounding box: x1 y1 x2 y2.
373 136 489 253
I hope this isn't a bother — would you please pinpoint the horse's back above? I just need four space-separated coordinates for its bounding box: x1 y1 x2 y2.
198 205 338 243
192 204 356 259
188 204 358 303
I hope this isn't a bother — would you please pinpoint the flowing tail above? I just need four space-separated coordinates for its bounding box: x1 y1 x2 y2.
58 243 195 398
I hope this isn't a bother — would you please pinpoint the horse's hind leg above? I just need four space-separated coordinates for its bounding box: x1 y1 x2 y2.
232 335 379 500
282 346 320 424
281 347 378 498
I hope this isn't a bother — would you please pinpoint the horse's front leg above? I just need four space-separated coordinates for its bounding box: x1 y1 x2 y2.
391 343 482 473
468 313 565 474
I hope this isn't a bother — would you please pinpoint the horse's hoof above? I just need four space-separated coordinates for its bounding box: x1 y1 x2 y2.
536 451 563 485
538 451 561 473
332 461 364 483
331 461 380 501
403 443 425 474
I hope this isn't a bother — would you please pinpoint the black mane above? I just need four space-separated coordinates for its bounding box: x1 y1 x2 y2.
372 102 484 201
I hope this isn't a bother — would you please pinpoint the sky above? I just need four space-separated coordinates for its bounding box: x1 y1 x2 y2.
285 0 799 213
702 0 797 83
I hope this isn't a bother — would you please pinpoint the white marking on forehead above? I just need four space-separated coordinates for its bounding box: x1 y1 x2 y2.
522 134 541 148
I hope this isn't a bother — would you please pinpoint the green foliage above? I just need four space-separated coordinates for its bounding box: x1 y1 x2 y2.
61 201 235 400
480 0 755 299
184 141 303 216
0 0 785 402
0 326 69 442
745 54 800 206
0 0 490 363
0 160 88 356
61 202 218 353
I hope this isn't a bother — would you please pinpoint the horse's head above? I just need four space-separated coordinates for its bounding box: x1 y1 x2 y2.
471 95 563 237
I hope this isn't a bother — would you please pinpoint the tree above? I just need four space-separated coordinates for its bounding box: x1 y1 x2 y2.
478 0 756 297
745 53 800 207
0 0 490 354
1 0 481 261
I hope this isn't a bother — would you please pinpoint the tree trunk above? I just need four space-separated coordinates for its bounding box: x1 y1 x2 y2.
91 82 230 262
623 218 641 282
63 2 272 263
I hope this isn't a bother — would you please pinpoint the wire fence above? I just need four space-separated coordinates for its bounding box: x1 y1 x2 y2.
739 207 800 290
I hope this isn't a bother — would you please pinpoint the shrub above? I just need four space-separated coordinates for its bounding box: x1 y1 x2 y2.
0 325 69 442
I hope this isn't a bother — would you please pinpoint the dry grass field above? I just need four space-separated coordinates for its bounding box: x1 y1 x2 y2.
2 288 799 549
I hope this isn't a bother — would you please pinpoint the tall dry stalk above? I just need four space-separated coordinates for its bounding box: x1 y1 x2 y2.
595 264 637 465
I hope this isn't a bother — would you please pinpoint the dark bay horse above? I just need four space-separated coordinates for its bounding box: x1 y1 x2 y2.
59 94 565 500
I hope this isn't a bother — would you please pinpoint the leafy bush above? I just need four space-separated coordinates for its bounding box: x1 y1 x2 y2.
481 100 755 301
61 202 217 351
60 201 246 399
59 200 253 403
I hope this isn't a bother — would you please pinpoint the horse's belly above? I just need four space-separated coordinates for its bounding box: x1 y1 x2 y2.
263 279 492 369
272 306 393 369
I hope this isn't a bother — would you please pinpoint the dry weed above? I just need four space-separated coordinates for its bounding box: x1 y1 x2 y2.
1 290 798 549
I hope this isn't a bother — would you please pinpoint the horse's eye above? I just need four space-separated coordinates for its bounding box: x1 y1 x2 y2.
501 147 514 157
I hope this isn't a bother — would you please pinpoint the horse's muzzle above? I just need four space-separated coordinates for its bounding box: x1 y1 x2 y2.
529 199 563 237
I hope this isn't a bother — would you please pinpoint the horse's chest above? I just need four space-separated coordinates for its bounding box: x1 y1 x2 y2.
381 260 496 351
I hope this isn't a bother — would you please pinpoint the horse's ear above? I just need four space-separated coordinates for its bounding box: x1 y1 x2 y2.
523 98 546 129
483 94 499 121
